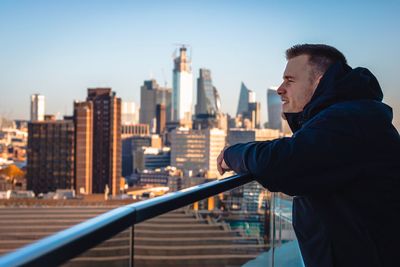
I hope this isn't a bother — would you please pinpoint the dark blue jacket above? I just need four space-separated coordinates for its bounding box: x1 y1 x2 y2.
224 62 400 267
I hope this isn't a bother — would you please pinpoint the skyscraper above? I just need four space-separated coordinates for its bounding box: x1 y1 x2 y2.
156 104 166 135
139 79 171 130
30 94 45 121
236 82 261 129
86 88 121 196
236 83 252 116
267 88 282 130
74 101 93 195
172 46 193 126
193 68 225 130
236 83 261 129
27 116 75 194
195 68 220 116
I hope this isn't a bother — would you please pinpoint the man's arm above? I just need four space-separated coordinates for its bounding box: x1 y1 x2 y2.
221 111 364 196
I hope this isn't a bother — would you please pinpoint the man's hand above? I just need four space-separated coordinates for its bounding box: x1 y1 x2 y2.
217 147 232 175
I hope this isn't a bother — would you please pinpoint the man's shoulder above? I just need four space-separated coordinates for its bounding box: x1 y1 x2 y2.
317 99 389 120
304 99 393 133
306 101 361 125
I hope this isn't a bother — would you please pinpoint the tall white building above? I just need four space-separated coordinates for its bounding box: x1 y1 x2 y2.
30 94 45 121
170 127 226 178
121 101 139 125
172 46 193 126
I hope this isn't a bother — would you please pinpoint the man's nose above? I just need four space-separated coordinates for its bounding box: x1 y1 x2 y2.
277 84 285 95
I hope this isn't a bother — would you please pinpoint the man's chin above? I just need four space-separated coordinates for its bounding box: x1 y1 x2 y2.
281 109 303 120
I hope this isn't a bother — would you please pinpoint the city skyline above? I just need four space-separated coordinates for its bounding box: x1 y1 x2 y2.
0 1 399 129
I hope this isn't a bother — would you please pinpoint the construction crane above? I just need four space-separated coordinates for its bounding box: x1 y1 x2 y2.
161 68 168 87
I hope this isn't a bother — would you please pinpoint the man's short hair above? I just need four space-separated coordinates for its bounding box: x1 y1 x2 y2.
286 44 347 76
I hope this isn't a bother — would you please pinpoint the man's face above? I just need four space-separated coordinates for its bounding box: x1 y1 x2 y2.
277 55 321 115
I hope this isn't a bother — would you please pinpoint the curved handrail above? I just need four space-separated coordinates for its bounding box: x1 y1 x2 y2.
0 173 254 267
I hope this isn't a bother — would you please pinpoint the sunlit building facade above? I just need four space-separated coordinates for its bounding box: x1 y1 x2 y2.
170 128 225 178
73 101 93 195
30 94 45 121
194 68 225 130
140 79 171 130
27 116 75 195
86 88 121 196
121 101 139 125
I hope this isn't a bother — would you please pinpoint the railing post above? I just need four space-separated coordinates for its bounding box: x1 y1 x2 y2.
278 193 283 247
129 225 134 267
271 192 276 267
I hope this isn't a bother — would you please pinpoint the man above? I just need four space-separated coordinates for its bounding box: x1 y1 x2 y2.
217 44 400 267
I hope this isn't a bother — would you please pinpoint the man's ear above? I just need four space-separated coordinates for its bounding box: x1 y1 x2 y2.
312 74 323 94
318 74 323 83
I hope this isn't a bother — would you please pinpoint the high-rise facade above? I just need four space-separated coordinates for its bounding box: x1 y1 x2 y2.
195 68 220 116
156 104 166 135
236 83 251 116
172 46 193 126
170 128 226 178
30 94 45 121
164 88 172 123
27 116 75 194
121 126 150 177
139 79 171 131
86 88 121 195
236 83 261 129
267 88 282 130
73 101 93 195
194 69 223 130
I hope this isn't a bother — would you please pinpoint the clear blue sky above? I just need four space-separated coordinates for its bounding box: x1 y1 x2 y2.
0 0 399 129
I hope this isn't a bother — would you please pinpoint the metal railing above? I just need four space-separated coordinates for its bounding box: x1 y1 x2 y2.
0 173 255 267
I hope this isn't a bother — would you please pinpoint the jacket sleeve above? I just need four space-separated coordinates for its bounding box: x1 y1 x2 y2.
223 110 365 196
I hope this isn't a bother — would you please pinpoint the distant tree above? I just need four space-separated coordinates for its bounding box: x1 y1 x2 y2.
0 164 25 183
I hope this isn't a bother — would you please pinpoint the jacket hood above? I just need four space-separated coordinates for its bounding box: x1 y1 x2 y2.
284 62 384 132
